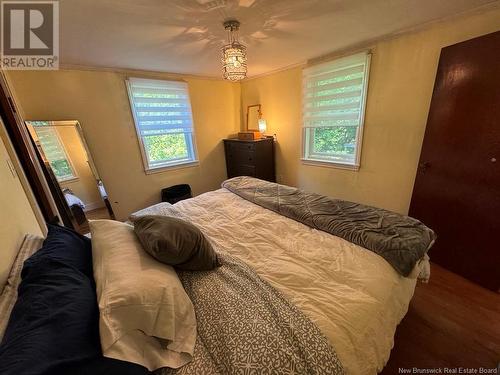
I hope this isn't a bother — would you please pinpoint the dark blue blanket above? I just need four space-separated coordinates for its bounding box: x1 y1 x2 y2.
0 225 150 375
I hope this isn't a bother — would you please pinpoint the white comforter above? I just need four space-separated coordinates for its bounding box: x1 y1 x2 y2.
162 188 422 374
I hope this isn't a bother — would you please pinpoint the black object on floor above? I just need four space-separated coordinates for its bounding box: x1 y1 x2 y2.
161 184 192 204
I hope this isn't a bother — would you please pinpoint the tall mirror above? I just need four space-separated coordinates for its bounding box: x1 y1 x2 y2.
25 120 115 235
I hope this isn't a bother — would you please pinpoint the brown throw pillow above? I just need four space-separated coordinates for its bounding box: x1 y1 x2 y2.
133 215 220 271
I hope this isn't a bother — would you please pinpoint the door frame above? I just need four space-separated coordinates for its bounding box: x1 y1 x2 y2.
0 72 69 227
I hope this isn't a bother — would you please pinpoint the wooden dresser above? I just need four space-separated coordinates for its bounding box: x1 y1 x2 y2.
223 137 275 182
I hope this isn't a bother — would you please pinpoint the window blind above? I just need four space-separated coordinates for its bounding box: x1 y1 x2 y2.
303 52 370 129
302 52 371 168
128 78 194 137
34 126 76 181
127 78 197 171
35 127 66 161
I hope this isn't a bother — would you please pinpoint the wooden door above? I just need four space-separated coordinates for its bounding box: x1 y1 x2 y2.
409 31 500 292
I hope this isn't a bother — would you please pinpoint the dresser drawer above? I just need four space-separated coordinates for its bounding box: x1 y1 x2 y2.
223 138 275 182
226 142 255 152
226 149 255 165
228 164 255 178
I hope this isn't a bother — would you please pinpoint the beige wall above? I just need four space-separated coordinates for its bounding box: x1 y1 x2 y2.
56 126 103 210
5 6 499 220
241 7 500 214
8 69 241 220
0 122 42 288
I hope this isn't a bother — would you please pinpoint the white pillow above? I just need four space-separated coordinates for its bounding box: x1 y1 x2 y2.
89 220 196 371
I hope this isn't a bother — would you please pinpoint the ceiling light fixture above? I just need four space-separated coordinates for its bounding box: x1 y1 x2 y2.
221 19 247 81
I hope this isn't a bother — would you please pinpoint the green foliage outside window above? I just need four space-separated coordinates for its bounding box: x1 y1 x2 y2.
50 159 74 180
313 127 357 156
143 133 189 163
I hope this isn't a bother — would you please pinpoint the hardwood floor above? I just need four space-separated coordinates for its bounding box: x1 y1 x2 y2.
76 207 111 235
381 263 500 373
85 207 111 221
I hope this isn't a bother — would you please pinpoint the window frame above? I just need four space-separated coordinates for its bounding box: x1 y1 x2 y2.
126 78 199 174
301 52 371 171
34 126 79 182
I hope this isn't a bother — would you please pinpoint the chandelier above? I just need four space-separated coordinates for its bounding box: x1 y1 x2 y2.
221 20 247 81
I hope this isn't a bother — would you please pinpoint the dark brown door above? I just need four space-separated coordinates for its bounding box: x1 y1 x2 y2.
409 31 500 292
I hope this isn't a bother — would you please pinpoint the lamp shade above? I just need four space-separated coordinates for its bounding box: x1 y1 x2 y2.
221 43 247 81
222 20 247 81
258 118 267 133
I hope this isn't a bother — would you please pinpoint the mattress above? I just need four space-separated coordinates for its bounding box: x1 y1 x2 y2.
169 188 422 375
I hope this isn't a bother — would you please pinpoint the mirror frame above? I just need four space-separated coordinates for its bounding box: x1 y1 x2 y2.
24 120 116 229
25 120 101 182
246 104 261 132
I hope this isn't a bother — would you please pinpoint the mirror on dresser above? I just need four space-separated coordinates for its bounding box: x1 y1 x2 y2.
25 120 115 235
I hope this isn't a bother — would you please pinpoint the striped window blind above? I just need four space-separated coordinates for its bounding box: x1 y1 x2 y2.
127 78 197 171
34 126 76 181
302 52 371 169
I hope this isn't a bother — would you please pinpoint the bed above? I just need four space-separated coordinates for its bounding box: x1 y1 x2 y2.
131 177 434 375
63 189 88 226
0 177 434 375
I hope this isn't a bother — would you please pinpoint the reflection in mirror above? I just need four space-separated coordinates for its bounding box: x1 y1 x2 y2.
25 120 115 235
246 104 261 131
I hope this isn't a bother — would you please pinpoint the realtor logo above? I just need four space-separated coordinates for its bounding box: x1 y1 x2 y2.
1 0 59 69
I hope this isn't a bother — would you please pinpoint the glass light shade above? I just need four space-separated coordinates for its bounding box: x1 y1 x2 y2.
221 43 247 81
258 118 267 133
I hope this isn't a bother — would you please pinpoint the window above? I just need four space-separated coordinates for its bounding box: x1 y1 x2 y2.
33 126 77 182
302 52 371 169
127 78 198 171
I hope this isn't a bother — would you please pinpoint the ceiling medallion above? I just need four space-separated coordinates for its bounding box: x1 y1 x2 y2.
221 19 247 81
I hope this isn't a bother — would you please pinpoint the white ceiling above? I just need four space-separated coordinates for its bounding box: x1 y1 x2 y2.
60 0 498 78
